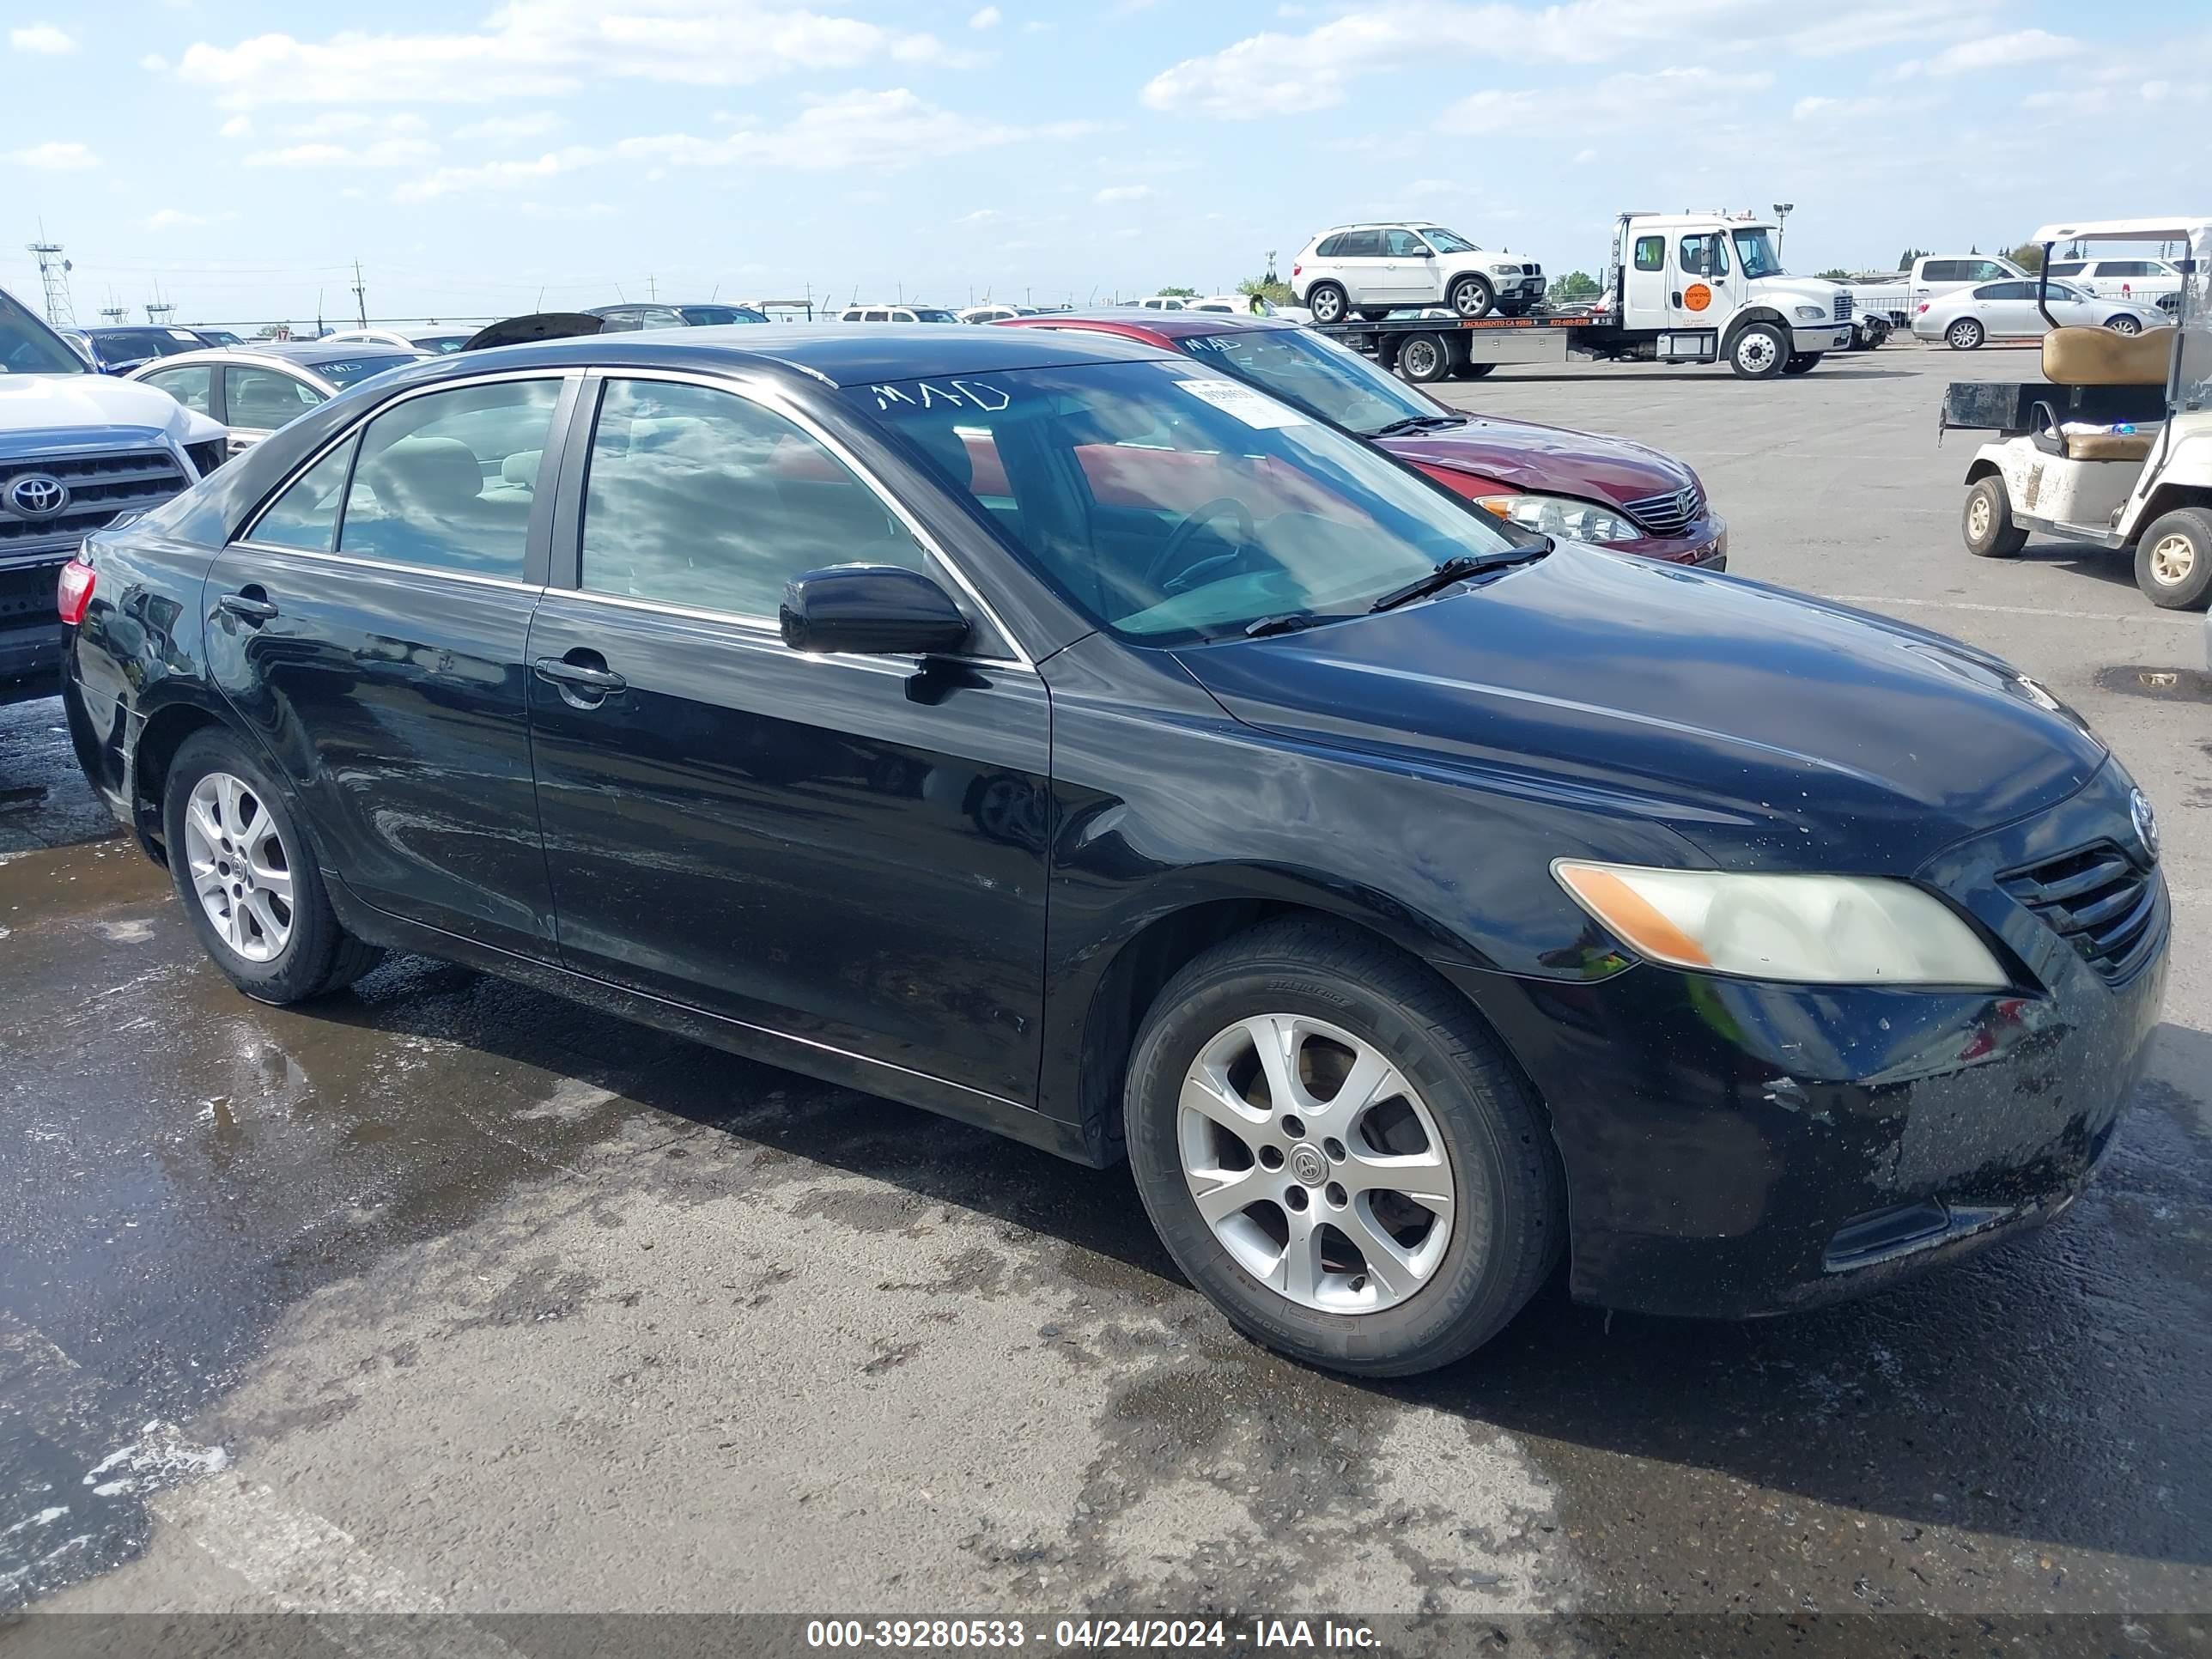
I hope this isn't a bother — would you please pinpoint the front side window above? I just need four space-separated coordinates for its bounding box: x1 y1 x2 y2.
849 361 1518 646
338 379 558 578
0 286 86 374
1633 235 1665 271
1177 329 1438 437
1967 260 2010 282
226 366 325 430
1679 235 1711 276
1420 228 1478 254
1383 229 1428 258
579 378 932 619
143 363 215 415
1730 229 1779 278
250 440 356 553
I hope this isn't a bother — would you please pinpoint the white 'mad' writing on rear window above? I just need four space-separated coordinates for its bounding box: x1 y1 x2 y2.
868 380 1014 413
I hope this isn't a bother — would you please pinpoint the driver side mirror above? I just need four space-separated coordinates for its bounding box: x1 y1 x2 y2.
780 563 971 657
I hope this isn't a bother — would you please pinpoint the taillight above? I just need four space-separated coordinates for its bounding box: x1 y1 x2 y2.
1291 262 1302 278
1916 302 1929 313
57 555 95 626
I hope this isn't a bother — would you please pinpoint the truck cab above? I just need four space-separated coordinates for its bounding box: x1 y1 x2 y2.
1611 212 1854 377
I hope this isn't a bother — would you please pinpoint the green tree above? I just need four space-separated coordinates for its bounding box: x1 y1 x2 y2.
1897 246 1929 270
1816 267 1850 280
1237 275 1295 306
1547 270 1600 302
1155 284 1199 298
2003 241 2045 273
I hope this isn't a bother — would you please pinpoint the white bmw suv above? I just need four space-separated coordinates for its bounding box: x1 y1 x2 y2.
1291 224 1545 324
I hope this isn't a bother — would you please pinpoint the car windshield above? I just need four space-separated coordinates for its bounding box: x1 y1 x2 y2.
1420 228 1479 254
846 360 1516 646
311 355 419 388
679 307 767 326
0 288 88 374
911 309 961 324
1177 328 1443 438
416 335 472 352
1732 228 1784 279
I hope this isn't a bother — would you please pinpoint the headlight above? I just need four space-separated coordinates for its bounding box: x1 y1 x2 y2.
1553 862 2009 988
1489 263 1522 276
1793 304 1826 322
1474 494 1640 544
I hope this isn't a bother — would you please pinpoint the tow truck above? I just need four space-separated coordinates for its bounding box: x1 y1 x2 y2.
1316 210 1855 382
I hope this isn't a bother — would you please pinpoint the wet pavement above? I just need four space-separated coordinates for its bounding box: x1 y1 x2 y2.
2 349 2209 1645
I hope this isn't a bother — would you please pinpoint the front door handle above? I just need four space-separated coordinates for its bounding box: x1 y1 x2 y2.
219 591 278 623
533 654 626 696
1671 290 1684 307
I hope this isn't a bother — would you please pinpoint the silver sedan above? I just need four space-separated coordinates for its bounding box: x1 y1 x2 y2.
1913 278 2167 349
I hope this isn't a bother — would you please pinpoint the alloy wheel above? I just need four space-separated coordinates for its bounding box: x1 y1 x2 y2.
1967 495 1993 540
1735 331 1778 374
2108 316 2142 336
1177 1013 1455 1314
182 771 295 963
2148 532 2197 586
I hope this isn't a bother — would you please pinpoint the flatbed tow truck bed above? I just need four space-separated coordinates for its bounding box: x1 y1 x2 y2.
1315 309 1700 380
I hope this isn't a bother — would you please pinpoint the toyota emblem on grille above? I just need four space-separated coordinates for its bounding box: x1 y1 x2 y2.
2130 789 2160 863
8 473 69 520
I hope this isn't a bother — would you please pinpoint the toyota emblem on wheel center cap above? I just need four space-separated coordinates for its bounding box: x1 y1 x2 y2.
7 474 70 520
1289 1145 1328 1186
2130 789 2160 864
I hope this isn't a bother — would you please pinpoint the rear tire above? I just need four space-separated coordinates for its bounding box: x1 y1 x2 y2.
1357 308 1393 323
1397 331 1451 384
1452 361 1498 380
1963 476 2027 558
2135 507 2212 609
1782 352 1821 374
1306 283 1348 325
1729 322 1789 379
1123 919 1565 1377
161 727 382 1004
1946 317 1984 350
1448 275 1496 319
2105 314 2142 336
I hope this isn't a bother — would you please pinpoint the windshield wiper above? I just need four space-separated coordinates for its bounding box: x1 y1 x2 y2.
1368 544 1550 613
1242 610 1353 638
1368 413 1467 437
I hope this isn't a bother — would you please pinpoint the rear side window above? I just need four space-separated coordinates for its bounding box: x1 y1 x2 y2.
337 380 559 579
250 440 357 553
1633 235 1664 271
578 378 933 620
225 366 322 430
2098 260 2155 277
1336 229 1383 257
143 363 214 415
1923 259 1967 282
1315 234 1345 258
2045 261 2086 277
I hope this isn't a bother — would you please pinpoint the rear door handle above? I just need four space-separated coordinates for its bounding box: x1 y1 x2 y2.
532 656 626 693
219 592 278 623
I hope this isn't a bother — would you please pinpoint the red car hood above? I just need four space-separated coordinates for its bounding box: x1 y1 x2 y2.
1378 416 1696 508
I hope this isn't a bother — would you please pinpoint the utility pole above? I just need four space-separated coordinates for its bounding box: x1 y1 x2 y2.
100 304 126 325
1771 203 1794 255
27 234 76 326
145 277 174 327
350 260 368 327
647 273 656 301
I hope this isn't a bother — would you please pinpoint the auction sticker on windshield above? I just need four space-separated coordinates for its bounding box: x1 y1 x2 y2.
1173 378 1310 428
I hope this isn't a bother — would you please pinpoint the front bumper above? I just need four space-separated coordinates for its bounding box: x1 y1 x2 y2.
1441 760 2168 1320
1613 512 1727 569
1790 325 1855 354
0 621 64 707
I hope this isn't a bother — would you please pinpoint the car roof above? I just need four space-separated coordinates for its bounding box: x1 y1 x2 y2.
134 343 428 373
447 322 1177 386
1001 309 1297 343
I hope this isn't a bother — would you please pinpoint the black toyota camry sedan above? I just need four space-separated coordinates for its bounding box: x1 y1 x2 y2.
60 325 2168 1376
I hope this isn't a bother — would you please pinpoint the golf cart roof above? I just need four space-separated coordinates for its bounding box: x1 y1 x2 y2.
2032 217 2212 245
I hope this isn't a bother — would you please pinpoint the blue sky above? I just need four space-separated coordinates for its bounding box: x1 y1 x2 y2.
4 0 2207 327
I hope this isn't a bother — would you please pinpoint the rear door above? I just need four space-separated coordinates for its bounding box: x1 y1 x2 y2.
221 364 326 450
525 371 1052 1104
1977 281 2039 336
204 369 576 957
1331 229 1389 307
1622 230 1668 329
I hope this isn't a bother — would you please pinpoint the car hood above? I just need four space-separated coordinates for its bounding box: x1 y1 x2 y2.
1171 548 2107 872
0 371 227 447
1377 417 1697 509
1749 276 1845 307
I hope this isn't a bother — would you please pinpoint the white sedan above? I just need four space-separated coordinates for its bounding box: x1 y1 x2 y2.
1913 279 2166 349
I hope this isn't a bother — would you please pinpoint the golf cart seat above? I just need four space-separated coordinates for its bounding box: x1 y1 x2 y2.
2042 325 2171 387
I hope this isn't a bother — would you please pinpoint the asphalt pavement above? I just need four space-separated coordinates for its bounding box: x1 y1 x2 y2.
3 344 2207 1652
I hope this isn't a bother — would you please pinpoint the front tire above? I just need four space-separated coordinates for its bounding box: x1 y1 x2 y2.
1729 322 1789 379
2135 507 2212 609
1782 352 1821 375
1946 317 1984 350
1397 331 1450 384
161 728 382 1004
2105 314 2142 336
1123 920 1565 1377
1963 476 2027 558
1306 283 1348 325
1448 275 1496 319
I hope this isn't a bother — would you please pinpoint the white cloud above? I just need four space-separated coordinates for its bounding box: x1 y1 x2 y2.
454 111 563 142
955 207 1007 224
1093 183 1153 204
243 137 440 168
394 88 1096 201
1894 27 2075 76
218 114 252 137
172 2 972 107
146 208 238 229
1431 86 1548 134
969 5 1001 27
9 22 76 53
1791 91 1894 119
5 140 98 169
1441 65 1768 134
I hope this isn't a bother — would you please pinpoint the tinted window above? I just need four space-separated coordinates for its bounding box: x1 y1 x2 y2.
912 308 960 323
1923 260 1968 282
2098 261 2156 277
1316 234 1346 258
596 309 643 332
1336 230 1384 258
250 440 356 552
0 288 88 374
678 307 768 325
864 310 890 322
226 366 324 430
1976 282 2033 301
143 363 215 415
1178 329 1435 437
1382 229 1428 258
2046 262 2087 277
337 379 558 578
579 378 931 619
1419 228 1477 254
1633 235 1665 271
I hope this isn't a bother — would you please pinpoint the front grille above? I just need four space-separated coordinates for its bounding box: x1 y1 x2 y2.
1834 293 1855 321
0 447 189 557
1622 481 1706 538
0 562 57 631
2000 842 2164 986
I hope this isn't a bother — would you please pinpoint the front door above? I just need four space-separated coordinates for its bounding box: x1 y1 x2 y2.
526 373 1052 1105
1381 228 1437 303
1671 230 1732 332
204 371 574 957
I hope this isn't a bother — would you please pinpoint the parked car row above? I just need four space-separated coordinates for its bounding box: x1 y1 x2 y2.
1913 280 2167 349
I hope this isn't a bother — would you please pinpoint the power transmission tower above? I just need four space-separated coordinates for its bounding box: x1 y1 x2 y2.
146 300 176 325
27 238 76 325
351 260 368 326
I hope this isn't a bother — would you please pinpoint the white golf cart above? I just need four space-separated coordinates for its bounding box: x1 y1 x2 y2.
1944 217 2212 609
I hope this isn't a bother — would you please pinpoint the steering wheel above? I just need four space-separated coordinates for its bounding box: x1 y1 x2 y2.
1145 497 1258 596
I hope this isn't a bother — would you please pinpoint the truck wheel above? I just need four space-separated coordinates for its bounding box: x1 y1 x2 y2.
2105 315 2142 336
1729 322 1789 379
1452 362 1497 380
1945 318 1984 350
1306 283 1348 325
1782 353 1821 374
1963 477 2027 558
1397 332 1450 384
1448 276 1496 319
1122 918 1565 1377
2135 507 2212 609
